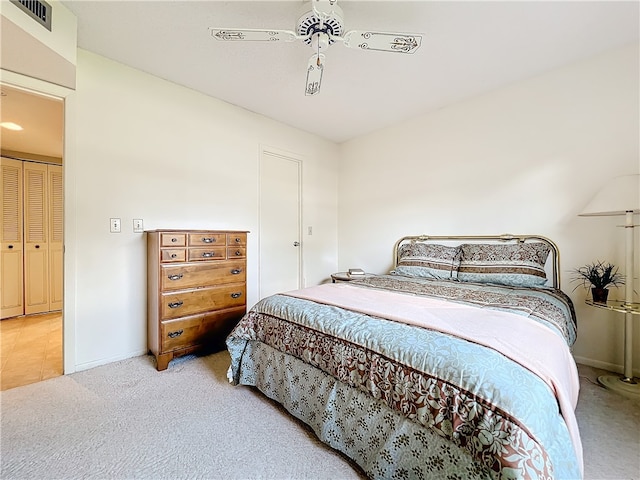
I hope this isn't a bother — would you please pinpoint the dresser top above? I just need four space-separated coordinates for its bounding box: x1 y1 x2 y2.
145 229 249 233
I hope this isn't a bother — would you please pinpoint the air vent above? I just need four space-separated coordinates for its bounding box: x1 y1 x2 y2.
10 0 52 31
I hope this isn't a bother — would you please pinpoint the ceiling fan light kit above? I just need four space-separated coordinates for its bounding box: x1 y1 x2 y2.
297 2 344 45
209 0 423 96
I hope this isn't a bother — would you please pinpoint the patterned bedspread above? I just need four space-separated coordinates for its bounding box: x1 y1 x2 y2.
227 275 582 480
357 275 577 346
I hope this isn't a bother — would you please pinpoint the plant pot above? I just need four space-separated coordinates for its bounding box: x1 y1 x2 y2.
592 287 609 303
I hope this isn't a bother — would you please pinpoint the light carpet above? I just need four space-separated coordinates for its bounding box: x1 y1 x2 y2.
1 352 638 480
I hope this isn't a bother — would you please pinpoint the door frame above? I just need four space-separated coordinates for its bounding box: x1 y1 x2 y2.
1 69 77 374
258 145 303 299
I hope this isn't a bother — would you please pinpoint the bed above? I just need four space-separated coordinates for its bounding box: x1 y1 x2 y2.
226 234 582 480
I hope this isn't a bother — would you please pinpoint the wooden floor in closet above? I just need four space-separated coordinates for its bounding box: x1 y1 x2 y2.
0 312 62 391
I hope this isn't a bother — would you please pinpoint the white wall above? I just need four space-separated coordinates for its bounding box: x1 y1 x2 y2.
338 43 640 375
0 0 76 89
71 49 339 370
0 0 76 64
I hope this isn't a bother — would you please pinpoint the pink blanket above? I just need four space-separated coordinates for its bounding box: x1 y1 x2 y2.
286 282 583 474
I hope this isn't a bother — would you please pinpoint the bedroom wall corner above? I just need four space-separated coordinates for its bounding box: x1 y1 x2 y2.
337 42 640 376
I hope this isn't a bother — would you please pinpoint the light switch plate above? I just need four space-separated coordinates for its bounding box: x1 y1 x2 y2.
133 218 144 233
110 218 121 233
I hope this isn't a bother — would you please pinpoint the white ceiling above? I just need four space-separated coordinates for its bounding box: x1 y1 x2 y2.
61 0 639 143
0 84 63 159
4 1 638 153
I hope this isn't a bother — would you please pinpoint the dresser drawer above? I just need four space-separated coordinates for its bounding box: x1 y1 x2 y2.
160 306 246 352
227 233 247 246
161 233 186 247
161 249 186 262
189 233 226 246
188 247 226 262
227 246 246 259
161 284 246 319
161 261 246 291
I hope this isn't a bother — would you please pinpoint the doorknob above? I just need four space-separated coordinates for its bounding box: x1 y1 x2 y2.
293 241 300 247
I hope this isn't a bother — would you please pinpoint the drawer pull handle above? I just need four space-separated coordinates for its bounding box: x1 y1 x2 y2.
202 237 215 243
234 250 242 256
234 237 241 243
171 238 178 243
231 292 242 299
168 330 183 338
168 274 183 281
170 253 177 259
168 301 183 309
202 252 215 258
231 268 242 275
8 245 13 249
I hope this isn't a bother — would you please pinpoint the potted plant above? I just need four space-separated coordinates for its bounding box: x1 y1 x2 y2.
571 261 625 303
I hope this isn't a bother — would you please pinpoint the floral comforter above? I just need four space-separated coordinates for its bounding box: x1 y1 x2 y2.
226 275 582 480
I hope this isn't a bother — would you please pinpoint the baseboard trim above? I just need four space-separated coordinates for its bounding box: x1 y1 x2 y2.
73 349 148 372
573 355 640 377
574 355 620 373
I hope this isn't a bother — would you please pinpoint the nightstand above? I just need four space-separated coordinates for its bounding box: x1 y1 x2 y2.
585 299 640 314
331 272 374 283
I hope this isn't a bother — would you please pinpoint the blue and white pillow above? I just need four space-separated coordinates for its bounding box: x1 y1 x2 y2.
457 243 550 287
393 243 461 280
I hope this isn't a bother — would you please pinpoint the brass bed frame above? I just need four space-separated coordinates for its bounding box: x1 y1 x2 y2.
393 234 562 289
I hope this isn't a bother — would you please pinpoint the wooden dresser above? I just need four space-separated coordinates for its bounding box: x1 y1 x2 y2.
147 229 248 371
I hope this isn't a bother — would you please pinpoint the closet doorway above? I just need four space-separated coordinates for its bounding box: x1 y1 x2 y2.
0 84 64 390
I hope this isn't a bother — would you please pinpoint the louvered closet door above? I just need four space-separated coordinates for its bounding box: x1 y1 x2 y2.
48 165 63 311
1 158 24 319
24 162 49 315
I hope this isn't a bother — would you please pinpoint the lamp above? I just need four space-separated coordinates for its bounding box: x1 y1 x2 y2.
579 174 640 397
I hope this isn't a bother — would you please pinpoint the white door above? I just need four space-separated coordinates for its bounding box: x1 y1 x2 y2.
259 151 301 299
24 162 49 314
1 158 24 319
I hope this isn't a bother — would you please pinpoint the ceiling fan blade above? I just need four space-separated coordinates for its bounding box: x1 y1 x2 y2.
305 54 325 96
209 28 299 42
341 30 422 54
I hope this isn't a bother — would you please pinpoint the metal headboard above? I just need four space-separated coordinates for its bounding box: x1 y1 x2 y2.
393 234 561 289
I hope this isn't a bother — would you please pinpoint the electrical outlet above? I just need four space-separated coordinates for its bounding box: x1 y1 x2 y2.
133 219 144 233
110 218 121 233
308 226 313 235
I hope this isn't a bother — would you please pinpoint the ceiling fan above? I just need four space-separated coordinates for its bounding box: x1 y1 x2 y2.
209 0 423 96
